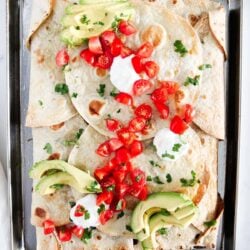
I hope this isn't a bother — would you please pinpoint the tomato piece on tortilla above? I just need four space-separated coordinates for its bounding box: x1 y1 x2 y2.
118 20 137 36
43 220 55 235
97 191 114 205
170 115 188 134
135 104 152 119
101 30 116 46
96 141 111 157
110 37 123 57
99 210 114 225
136 42 154 58
144 61 159 78
80 49 96 66
106 119 120 131
151 87 168 103
108 138 124 152
96 52 113 69
183 104 195 123
133 79 152 96
131 56 144 74
117 127 137 145
154 102 169 119
56 49 69 67
57 227 72 242
128 117 147 132
88 36 103 55
115 92 133 105
129 140 143 157
115 147 131 165
71 226 84 239
121 46 133 58
94 166 112 181
160 81 180 94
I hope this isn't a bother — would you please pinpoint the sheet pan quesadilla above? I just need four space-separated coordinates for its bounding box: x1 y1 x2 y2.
26 0 226 249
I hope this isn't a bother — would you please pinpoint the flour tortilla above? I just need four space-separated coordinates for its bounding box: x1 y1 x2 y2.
26 0 76 127
36 227 134 250
65 0 203 140
31 115 87 227
154 0 226 139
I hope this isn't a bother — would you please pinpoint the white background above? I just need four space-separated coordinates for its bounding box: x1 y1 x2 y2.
0 0 249 249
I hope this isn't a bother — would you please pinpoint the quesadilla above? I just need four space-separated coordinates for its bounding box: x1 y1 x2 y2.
26 0 226 249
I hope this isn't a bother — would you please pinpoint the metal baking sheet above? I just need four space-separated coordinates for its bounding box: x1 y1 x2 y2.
6 0 242 249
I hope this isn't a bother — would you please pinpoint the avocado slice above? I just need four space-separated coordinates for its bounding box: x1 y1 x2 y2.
142 213 196 249
79 0 126 5
172 204 197 220
29 160 101 194
131 192 192 234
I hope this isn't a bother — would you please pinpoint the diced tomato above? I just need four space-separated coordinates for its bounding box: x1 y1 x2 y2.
117 127 137 145
96 191 114 205
101 176 116 190
107 157 118 169
130 168 146 186
115 198 127 211
99 210 114 225
96 52 113 69
71 226 84 239
94 166 112 181
118 161 133 172
121 46 133 58
144 61 159 78
133 79 152 96
136 42 154 58
108 138 124 152
135 104 152 119
43 220 55 235
128 183 143 198
88 36 103 55
101 30 116 46
115 147 131 165
74 204 85 217
80 49 96 66
151 87 168 103
96 141 111 157
154 102 169 119
131 56 144 74
115 92 133 106
160 81 179 95
113 170 127 183
116 183 130 198
56 49 69 67
106 118 120 131
128 117 147 132
118 20 137 36
137 185 148 200
129 140 143 157
110 37 123 57
57 227 72 242
170 115 188 134
183 104 195 123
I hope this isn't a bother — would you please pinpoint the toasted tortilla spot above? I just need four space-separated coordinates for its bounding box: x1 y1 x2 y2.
96 234 102 240
189 14 200 27
35 207 47 218
50 122 65 131
175 90 185 103
34 49 45 64
141 24 165 48
89 100 105 116
71 56 78 63
48 153 61 160
96 68 107 78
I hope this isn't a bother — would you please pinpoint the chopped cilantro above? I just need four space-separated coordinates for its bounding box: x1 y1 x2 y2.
110 88 118 97
72 92 78 98
199 64 212 70
38 100 43 106
204 220 217 227
69 201 76 208
86 181 101 192
174 40 188 57
116 109 121 113
43 143 52 154
51 184 64 190
93 21 105 26
149 160 161 168
55 83 69 95
153 176 164 184
172 143 182 152
76 128 84 140
149 142 157 152
166 174 172 183
147 176 152 182
75 26 80 30
162 151 175 160
96 84 106 97
84 210 90 220
80 15 90 25
81 228 92 244
126 225 133 232
98 204 105 215
63 128 84 147
111 16 122 31
106 185 115 191
136 175 142 182
184 75 200 86
157 227 168 235
180 170 200 187
117 211 125 219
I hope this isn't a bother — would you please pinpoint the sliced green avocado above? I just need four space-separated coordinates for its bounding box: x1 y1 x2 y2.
142 213 196 249
131 192 192 234
172 204 197 220
79 0 126 5
29 160 101 194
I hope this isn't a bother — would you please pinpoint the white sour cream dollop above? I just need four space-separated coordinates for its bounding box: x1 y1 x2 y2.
153 128 189 161
70 194 103 228
110 55 141 94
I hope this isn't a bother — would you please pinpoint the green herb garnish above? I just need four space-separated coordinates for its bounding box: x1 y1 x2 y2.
126 225 133 232
86 181 101 192
184 75 200 86
51 184 64 190
93 21 104 26
81 228 93 244
162 151 175 160
38 100 43 106
72 92 78 98
69 201 76 208
199 64 212 70
172 143 182 152
98 204 105 215
117 211 125 219
149 160 161 168
157 228 168 235
147 176 152 182
116 109 121 113
166 174 173 183
80 15 90 25
84 210 90 220
174 40 188 57
55 83 69 95
63 128 84 147
153 176 164 184
43 143 52 154
180 170 200 187
96 84 106 97
110 88 118 97
106 185 115 191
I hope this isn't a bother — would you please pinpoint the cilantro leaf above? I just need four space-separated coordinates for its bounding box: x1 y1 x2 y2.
184 75 200 86
153 176 164 184
174 40 188 57
117 211 125 219
199 64 212 70
180 170 200 187
55 83 69 95
50 184 64 190
86 181 101 192
172 143 182 152
162 151 175 160
96 84 106 97
110 88 118 97
43 143 52 154
149 160 161 168
166 174 172 183
84 210 90 220
98 204 105 215
81 228 93 243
